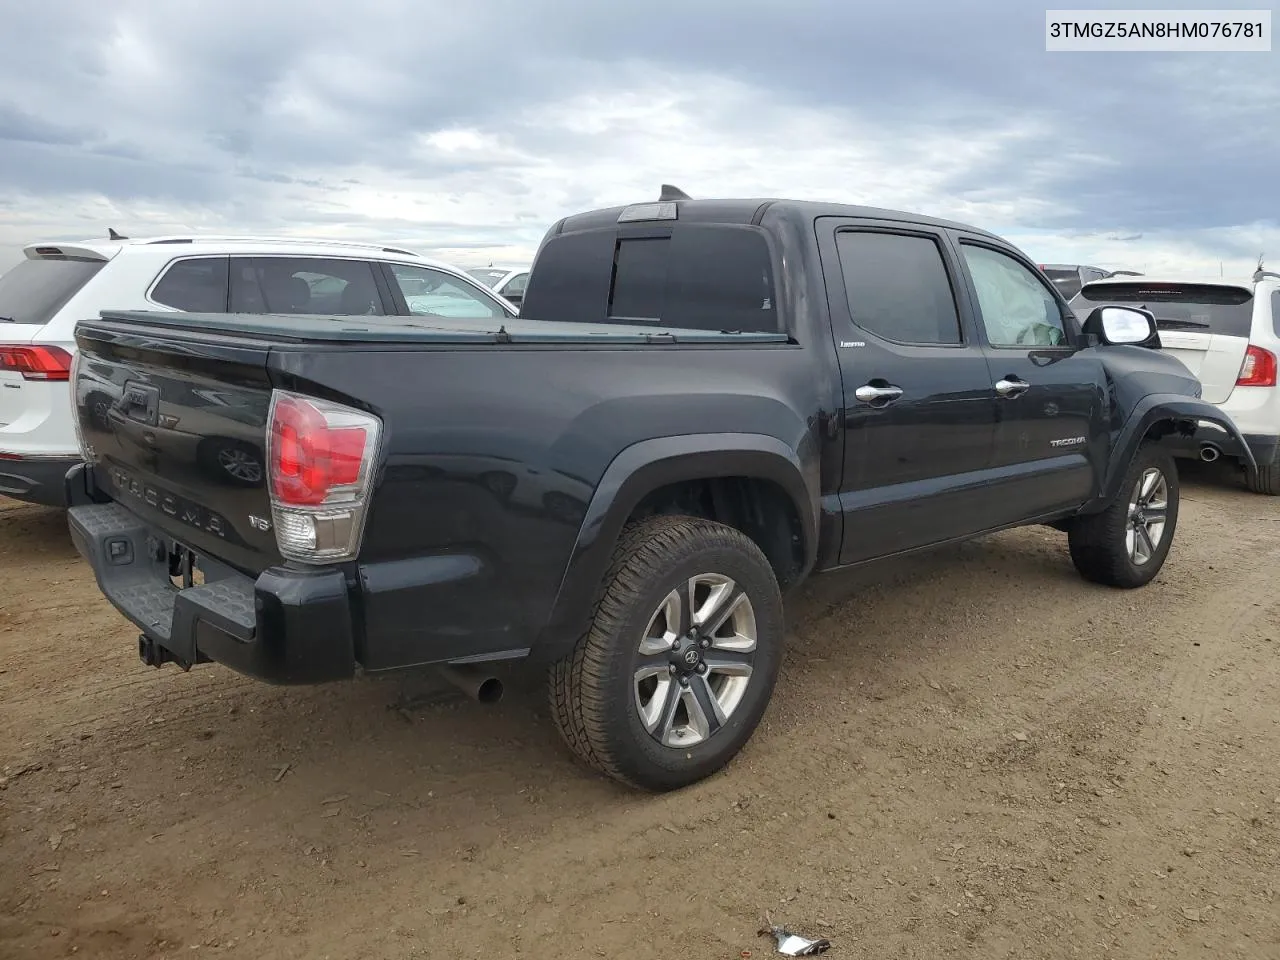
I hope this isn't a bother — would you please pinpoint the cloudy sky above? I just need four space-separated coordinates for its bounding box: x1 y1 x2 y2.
0 0 1276 277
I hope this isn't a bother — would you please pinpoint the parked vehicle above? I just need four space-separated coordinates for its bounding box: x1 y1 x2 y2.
1039 263 1139 299
1071 270 1280 494
65 189 1249 791
0 235 515 506
466 266 531 308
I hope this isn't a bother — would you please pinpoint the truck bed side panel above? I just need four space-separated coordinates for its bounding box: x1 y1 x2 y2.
270 343 824 669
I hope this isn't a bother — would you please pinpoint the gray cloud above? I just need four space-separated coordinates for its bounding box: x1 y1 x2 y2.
0 0 1275 270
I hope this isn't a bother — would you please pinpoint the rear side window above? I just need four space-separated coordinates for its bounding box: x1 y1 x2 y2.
230 258 385 315
835 231 962 344
151 258 228 311
1072 282 1254 338
1273 291 1280 338
0 257 104 327
522 224 777 333
502 272 529 298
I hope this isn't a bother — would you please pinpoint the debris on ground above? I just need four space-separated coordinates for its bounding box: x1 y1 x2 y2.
758 915 832 956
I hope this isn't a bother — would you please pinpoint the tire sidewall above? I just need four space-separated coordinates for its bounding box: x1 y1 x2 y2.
597 532 784 789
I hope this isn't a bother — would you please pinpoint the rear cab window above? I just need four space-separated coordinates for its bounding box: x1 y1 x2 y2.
1071 282 1254 338
0 256 105 327
521 222 779 334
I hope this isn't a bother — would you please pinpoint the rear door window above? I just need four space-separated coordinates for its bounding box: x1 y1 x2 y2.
0 257 105 326
835 231 963 344
1072 282 1254 337
150 258 229 311
230 258 386 315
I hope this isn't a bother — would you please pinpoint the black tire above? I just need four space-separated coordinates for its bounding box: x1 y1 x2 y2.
1245 445 1280 496
548 515 784 791
1068 443 1179 588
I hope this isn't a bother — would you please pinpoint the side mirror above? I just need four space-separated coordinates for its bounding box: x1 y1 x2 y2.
1082 305 1160 348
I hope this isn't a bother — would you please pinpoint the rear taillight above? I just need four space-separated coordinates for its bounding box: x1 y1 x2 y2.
0 345 73 381
266 390 382 563
1236 345 1278 388
68 349 97 463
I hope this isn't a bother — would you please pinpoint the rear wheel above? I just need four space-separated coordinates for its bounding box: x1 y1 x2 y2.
1068 444 1179 588
1245 444 1280 496
548 515 784 791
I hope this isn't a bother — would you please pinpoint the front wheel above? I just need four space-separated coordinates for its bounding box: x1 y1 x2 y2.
1068 444 1179 588
548 515 784 791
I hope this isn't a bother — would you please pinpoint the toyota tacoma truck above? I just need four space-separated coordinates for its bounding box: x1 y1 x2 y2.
65 188 1252 791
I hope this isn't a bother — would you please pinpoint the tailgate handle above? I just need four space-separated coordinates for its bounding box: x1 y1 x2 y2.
121 382 160 426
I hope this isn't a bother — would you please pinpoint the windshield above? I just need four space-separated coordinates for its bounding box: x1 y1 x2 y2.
466 269 508 288
1042 268 1083 299
0 257 104 326
1071 282 1254 337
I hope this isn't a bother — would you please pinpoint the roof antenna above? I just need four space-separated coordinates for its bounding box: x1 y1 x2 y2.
659 184 692 202
108 227 127 241
1255 253 1280 283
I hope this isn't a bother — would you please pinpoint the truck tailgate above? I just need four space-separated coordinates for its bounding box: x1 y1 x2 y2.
74 319 280 574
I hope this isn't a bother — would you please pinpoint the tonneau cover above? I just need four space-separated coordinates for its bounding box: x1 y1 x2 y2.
96 310 791 345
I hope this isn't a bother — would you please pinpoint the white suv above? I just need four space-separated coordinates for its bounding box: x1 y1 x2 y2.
1072 270 1280 494
0 235 515 506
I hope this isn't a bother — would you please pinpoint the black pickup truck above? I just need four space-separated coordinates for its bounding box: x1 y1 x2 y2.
65 189 1252 791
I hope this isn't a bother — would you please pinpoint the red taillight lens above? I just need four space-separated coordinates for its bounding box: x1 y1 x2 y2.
0 345 74 381
269 393 377 506
1237 345 1278 388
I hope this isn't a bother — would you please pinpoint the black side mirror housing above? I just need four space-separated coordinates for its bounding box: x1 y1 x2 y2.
1081 305 1161 349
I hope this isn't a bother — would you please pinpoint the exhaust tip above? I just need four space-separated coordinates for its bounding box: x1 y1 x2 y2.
476 677 504 704
437 664 504 704
1199 443 1221 462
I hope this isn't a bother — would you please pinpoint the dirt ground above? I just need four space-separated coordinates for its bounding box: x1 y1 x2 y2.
1 462 1278 960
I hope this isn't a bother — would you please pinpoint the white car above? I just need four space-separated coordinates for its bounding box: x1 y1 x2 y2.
1072 270 1280 494
466 266 530 308
0 234 515 506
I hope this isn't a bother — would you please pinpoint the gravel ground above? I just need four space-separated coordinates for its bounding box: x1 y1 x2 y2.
1 461 1278 959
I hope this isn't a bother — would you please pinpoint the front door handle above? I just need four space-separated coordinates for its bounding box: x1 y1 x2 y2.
995 377 1030 398
854 383 904 404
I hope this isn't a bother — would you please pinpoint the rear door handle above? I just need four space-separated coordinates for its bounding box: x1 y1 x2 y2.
995 377 1030 398
854 383 904 404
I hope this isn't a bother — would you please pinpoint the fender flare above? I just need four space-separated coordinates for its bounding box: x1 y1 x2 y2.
532 433 818 660
1088 394 1255 509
